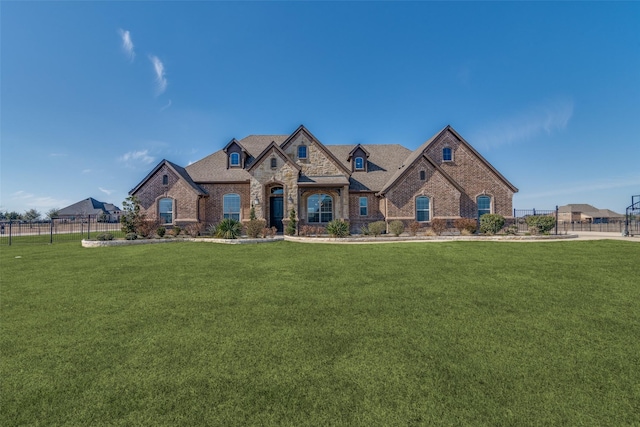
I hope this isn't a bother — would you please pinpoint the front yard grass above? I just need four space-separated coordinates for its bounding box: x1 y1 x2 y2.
1 240 639 426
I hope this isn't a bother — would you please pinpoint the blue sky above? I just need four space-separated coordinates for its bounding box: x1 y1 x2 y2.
2 1 639 215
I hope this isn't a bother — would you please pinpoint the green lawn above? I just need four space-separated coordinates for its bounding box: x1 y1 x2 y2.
1 240 639 426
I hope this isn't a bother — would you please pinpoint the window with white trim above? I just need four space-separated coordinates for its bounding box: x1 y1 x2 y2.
159 198 173 224
307 194 333 223
298 145 307 159
223 193 241 221
477 195 491 219
416 196 430 222
359 197 368 216
230 152 240 167
354 157 364 170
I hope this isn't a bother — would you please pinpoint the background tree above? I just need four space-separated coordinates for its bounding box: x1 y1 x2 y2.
46 208 60 220
23 209 41 222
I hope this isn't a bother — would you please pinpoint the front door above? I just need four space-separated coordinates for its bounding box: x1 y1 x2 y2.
270 196 284 232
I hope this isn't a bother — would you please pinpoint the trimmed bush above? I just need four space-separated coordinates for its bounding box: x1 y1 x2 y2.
125 232 137 241
326 219 350 238
367 221 386 237
430 218 447 235
157 227 166 238
215 219 242 239
389 220 405 237
96 233 114 241
286 209 297 236
172 226 181 237
525 215 556 235
479 214 505 235
184 223 204 237
454 218 477 234
246 219 266 238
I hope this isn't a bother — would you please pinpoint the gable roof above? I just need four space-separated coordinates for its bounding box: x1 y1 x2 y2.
347 144 370 160
377 154 465 196
58 197 121 216
280 125 352 176
246 141 302 172
130 159 206 196
378 125 518 195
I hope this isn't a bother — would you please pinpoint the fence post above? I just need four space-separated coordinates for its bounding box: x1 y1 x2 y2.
9 221 12 246
555 205 558 235
50 220 53 244
87 215 91 239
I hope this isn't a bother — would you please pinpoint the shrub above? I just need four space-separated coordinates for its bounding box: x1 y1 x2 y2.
157 227 166 238
504 224 519 235
96 233 114 241
286 208 297 236
138 218 161 238
431 218 447 235
326 219 350 238
368 221 386 237
184 223 204 237
359 224 370 236
120 195 145 234
260 226 277 238
525 215 556 235
125 232 137 240
454 218 477 234
215 219 242 239
408 221 421 236
172 226 181 237
389 220 405 236
246 219 266 238
479 214 505 235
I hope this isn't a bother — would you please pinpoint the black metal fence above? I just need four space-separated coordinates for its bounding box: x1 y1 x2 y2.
513 207 638 235
0 216 123 245
513 208 559 234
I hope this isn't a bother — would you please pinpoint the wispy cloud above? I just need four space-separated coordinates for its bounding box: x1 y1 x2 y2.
149 55 167 95
473 98 574 149
118 28 135 61
119 149 155 167
99 187 114 196
160 99 172 112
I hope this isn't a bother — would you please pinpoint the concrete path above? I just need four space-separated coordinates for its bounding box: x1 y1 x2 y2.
568 231 640 241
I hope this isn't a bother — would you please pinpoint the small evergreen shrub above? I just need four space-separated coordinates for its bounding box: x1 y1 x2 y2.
157 227 166 238
408 221 421 236
389 220 405 236
504 224 519 235
125 232 137 240
525 215 556 235
454 218 477 234
96 233 114 241
326 219 350 238
215 219 242 239
246 219 266 238
367 221 386 237
286 209 297 236
479 214 505 235
431 218 447 235
172 226 181 237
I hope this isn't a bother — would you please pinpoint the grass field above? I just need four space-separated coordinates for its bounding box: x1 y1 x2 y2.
1 240 639 426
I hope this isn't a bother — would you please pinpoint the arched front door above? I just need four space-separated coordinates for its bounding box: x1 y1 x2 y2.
269 187 284 232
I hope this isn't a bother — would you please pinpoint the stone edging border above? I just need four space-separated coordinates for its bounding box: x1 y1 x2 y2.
81 236 284 247
82 233 579 247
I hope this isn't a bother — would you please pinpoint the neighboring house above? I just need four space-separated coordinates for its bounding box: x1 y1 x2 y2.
57 198 122 222
558 204 625 224
129 125 518 233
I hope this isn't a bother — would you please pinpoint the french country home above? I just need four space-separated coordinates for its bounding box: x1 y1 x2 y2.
129 125 518 233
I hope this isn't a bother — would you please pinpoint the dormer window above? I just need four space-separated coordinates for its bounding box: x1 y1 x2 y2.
354 157 364 170
443 147 453 162
298 145 307 159
230 152 240 167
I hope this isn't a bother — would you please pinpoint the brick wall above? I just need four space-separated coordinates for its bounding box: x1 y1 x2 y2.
426 129 514 217
348 192 384 232
132 163 200 224
200 183 250 225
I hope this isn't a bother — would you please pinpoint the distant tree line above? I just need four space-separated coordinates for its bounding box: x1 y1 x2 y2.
0 208 60 221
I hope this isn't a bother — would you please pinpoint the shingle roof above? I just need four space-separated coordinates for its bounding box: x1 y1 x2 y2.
58 198 121 216
559 204 623 217
130 160 206 195
327 144 411 191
